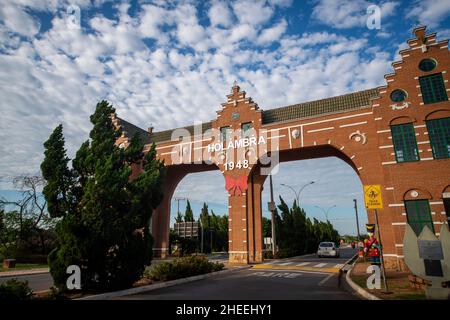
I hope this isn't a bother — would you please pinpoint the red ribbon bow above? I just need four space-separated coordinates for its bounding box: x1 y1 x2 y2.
225 176 248 196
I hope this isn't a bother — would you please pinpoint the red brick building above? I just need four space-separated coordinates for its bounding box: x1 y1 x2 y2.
115 27 450 270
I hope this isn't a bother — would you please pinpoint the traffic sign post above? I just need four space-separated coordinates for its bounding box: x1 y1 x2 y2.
364 185 390 293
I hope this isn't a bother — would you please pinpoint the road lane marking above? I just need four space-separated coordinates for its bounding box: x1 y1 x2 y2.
278 262 294 266
252 264 340 273
296 262 311 266
252 272 301 278
318 273 336 286
313 263 327 268
334 264 344 269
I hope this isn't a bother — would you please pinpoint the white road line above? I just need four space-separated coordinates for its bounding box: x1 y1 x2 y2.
296 262 311 266
313 263 327 268
278 262 294 266
318 273 336 286
334 264 344 269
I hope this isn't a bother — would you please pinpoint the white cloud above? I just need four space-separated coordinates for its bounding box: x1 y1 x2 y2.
257 19 287 44
232 0 274 27
406 0 450 29
311 0 399 29
208 1 234 28
0 2 41 37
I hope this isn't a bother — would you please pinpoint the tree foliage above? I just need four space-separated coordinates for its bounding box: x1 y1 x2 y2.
0 176 56 262
273 196 340 258
184 200 194 222
41 100 165 291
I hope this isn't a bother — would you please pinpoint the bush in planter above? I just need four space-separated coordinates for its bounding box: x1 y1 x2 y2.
145 255 224 281
0 279 33 300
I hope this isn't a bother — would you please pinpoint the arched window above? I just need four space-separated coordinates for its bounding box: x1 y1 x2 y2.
403 189 434 236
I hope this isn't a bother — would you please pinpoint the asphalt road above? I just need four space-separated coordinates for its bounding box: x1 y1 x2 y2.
0 252 228 292
1 248 358 299
0 272 54 292
118 248 358 300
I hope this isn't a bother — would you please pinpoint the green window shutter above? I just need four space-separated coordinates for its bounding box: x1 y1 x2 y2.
419 73 448 104
405 200 434 236
391 123 420 162
426 117 450 159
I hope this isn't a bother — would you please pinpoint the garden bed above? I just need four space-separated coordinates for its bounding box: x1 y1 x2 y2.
350 259 426 300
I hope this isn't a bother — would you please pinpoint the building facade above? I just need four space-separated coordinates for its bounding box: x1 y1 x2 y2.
115 27 450 270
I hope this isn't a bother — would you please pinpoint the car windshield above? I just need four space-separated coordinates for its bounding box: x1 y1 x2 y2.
319 243 333 247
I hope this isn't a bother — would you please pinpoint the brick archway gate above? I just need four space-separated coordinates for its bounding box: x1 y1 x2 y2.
115 27 450 270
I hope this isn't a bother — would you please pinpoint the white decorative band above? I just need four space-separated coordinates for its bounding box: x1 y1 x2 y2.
389 203 404 207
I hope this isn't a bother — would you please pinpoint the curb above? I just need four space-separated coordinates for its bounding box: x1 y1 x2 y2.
344 262 381 300
76 266 252 300
0 268 49 278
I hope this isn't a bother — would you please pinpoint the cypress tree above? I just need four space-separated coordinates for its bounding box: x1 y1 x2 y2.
40 124 72 218
43 100 165 291
184 200 194 222
175 211 183 223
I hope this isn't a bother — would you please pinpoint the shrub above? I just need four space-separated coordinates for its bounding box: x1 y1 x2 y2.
145 255 224 281
0 279 33 300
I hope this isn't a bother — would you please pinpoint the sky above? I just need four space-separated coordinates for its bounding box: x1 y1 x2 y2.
0 0 449 235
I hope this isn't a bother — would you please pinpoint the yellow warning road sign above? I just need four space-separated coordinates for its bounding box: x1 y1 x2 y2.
364 185 383 209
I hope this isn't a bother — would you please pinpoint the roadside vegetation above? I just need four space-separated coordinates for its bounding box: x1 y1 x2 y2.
144 255 224 281
0 279 33 300
350 258 427 300
0 176 55 267
40 100 166 292
170 201 228 256
263 196 340 258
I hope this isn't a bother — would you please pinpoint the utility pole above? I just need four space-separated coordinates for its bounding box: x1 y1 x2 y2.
269 174 277 255
174 197 186 218
353 199 360 240
199 218 204 253
210 228 213 253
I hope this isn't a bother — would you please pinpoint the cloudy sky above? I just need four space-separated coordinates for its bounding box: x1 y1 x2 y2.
0 0 449 235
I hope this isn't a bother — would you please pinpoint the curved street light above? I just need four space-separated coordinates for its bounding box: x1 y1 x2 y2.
280 181 315 206
314 205 337 221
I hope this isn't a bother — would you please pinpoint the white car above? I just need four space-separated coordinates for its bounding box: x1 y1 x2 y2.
317 242 340 258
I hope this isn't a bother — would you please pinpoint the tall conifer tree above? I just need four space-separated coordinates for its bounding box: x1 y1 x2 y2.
42 100 165 291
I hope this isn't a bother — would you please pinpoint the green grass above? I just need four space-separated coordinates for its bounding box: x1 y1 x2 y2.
0 263 48 272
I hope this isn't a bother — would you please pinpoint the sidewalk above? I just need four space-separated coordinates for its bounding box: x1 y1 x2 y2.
0 268 49 278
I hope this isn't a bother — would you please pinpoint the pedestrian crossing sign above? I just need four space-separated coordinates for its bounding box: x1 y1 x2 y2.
364 185 383 209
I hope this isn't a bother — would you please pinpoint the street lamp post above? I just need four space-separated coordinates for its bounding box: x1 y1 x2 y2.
174 197 186 220
280 181 315 206
314 205 337 221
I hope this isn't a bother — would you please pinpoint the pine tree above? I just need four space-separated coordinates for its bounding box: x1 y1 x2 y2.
200 202 209 230
175 211 183 223
43 100 165 291
199 202 210 252
184 200 194 222
40 124 72 218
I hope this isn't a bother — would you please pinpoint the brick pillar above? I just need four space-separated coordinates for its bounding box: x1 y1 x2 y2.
152 194 171 258
228 193 249 264
246 171 265 263
227 169 266 264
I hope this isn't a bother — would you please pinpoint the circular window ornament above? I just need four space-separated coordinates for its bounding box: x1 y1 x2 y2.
418 59 436 72
410 190 419 198
390 89 407 103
